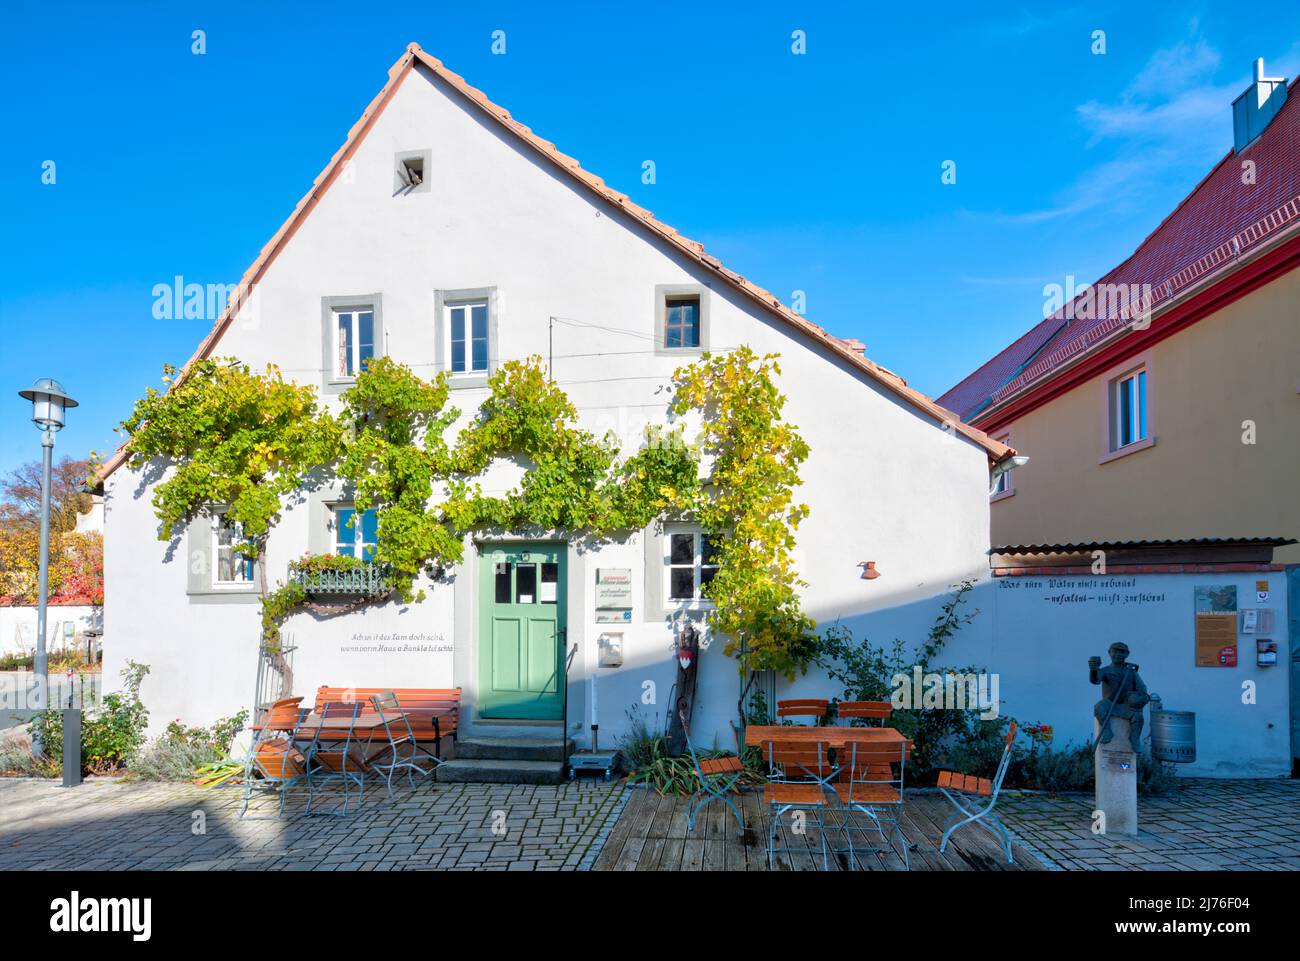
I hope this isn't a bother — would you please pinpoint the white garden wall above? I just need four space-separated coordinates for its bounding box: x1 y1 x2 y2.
950 569 1291 777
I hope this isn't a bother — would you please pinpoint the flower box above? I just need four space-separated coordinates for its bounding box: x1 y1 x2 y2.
290 559 390 597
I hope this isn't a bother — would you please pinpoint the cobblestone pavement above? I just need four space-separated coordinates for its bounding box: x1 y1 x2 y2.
4 775 1294 872
997 778 1300 870
0 775 627 871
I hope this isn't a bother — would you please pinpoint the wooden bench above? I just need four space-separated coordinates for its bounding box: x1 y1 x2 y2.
314 687 461 759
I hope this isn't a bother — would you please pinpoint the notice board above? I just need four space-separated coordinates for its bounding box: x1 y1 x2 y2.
1194 584 1238 667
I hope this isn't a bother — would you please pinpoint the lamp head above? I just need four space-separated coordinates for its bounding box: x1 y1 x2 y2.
18 377 78 431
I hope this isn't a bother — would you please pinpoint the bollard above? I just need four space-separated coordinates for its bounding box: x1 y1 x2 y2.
61 708 82 788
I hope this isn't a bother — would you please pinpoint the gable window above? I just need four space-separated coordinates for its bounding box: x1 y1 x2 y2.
654 285 709 355
1109 367 1147 451
394 149 432 195
446 300 489 376
334 308 375 380
333 506 378 561
213 515 255 586
666 530 718 604
664 297 700 349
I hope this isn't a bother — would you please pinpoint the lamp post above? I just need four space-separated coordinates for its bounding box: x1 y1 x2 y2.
17 378 78 758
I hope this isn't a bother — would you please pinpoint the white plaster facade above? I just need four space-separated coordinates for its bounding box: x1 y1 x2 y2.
101 56 998 747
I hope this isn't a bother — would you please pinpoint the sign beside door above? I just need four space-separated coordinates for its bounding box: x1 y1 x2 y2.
595 568 633 623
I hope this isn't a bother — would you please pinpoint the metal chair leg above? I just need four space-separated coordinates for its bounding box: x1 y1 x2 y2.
819 810 829 870
721 794 744 832
768 803 790 871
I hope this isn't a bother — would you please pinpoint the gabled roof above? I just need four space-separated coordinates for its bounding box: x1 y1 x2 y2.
96 43 1009 485
940 76 1300 424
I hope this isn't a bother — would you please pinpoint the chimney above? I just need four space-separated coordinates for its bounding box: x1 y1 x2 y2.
1233 58 1289 153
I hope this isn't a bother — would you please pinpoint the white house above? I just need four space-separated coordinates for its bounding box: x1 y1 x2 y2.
96 44 1011 773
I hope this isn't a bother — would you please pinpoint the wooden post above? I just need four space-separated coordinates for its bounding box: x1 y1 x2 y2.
666 619 700 756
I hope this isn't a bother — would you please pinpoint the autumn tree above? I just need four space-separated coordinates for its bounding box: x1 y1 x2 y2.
0 529 102 604
0 456 94 533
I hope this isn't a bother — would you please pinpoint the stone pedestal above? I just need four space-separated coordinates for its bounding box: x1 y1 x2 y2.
1094 718 1138 836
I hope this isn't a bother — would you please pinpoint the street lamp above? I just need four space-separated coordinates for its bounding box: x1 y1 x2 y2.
17 378 78 758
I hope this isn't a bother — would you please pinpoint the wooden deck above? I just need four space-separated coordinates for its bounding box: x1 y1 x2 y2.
593 787 1044 871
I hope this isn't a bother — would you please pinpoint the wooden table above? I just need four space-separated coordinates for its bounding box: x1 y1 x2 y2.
744 725 910 756
295 711 407 734
250 710 407 735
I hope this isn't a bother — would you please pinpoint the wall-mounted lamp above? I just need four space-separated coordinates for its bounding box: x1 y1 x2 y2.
859 561 881 580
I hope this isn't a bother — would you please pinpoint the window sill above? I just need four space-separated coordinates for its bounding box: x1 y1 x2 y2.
322 376 360 395
1098 435 1156 465
447 374 491 390
990 488 1015 504
654 346 705 357
187 587 261 605
665 600 716 612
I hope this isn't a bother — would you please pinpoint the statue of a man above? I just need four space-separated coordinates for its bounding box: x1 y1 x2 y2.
1089 642 1149 753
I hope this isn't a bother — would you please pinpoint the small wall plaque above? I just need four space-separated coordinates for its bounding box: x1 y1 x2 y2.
595 568 633 623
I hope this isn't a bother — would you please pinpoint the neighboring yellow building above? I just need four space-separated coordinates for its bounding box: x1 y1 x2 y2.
941 65 1300 565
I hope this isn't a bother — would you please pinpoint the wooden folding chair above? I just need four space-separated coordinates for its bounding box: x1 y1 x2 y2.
836 700 892 726
368 691 439 799
935 721 1018 864
680 711 745 833
763 739 834 869
831 740 910 869
240 698 309 820
776 698 828 726
304 701 367 816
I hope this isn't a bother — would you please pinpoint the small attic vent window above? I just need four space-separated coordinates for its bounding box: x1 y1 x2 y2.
394 149 431 194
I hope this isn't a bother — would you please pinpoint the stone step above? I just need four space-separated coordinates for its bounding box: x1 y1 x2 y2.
436 758 566 785
456 735 574 762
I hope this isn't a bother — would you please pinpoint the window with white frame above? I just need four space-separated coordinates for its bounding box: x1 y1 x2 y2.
666 530 718 603
333 506 378 561
212 514 255 586
1109 367 1148 451
333 308 376 380
446 300 489 376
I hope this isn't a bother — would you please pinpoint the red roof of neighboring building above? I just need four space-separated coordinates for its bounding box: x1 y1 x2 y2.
940 77 1300 423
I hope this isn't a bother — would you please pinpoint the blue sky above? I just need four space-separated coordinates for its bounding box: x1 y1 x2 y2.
2 1 1298 476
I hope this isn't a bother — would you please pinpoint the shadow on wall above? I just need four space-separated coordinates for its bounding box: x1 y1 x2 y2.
572 578 1000 755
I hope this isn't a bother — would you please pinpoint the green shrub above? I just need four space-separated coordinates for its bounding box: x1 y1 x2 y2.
619 706 756 796
126 708 249 782
125 737 219 782
0 727 36 774
29 661 150 774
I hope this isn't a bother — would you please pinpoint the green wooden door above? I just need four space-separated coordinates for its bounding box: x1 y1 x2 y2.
478 544 566 720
